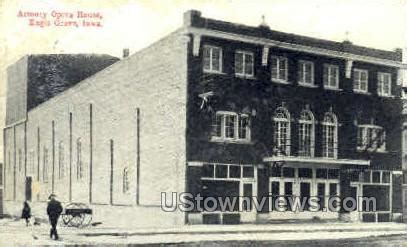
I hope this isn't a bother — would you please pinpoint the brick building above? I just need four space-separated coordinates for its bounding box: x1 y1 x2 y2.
3 10 407 226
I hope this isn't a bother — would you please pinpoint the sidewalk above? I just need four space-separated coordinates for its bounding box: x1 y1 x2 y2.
77 221 407 236
1 217 407 246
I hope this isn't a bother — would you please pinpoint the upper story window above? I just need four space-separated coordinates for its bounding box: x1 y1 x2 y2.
271 56 288 82
298 60 314 85
322 112 338 158
298 110 315 157
377 72 392 96
212 111 250 142
357 125 386 152
323 64 339 89
353 69 369 93
235 51 254 77
273 107 291 156
203 45 222 73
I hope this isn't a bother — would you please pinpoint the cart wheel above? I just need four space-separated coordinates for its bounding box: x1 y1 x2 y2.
69 214 85 227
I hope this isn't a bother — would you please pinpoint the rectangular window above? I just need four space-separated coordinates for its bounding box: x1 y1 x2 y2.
215 165 228 178
362 170 371 183
372 171 381 183
377 72 391 96
298 168 312 178
229 165 241 178
235 51 254 77
323 64 339 89
316 169 327 179
238 115 250 140
282 167 295 178
123 168 130 193
224 115 236 139
271 56 288 82
353 69 369 93
212 112 250 142
202 164 215 178
242 166 254 178
203 45 222 73
298 60 314 85
382 171 390 183
270 167 281 177
328 169 340 179
357 125 386 152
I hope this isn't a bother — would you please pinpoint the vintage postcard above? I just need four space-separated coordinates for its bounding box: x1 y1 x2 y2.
1 0 407 246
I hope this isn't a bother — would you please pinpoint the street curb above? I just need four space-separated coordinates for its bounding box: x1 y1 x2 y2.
78 227 407 237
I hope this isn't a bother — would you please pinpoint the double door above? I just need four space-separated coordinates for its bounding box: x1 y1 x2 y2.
270 177 312 212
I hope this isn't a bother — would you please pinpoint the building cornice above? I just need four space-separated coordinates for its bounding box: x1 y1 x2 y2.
185 27 405 69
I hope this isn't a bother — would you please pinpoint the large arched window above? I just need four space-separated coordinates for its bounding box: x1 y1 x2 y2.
273 107 291 156
299 110 315 157
322 112 338 158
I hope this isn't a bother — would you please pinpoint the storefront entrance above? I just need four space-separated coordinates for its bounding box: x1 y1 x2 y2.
268 166 340 219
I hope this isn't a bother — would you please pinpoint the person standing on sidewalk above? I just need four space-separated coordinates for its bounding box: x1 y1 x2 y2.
21 201 31 226
46 194 63 240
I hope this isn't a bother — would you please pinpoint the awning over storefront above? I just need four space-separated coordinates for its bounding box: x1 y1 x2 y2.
263 156 370 166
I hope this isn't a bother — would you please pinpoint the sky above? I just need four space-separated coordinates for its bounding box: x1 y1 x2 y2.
0 0 407 159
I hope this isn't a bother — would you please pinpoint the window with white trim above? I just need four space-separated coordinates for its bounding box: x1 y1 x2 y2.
235 51 254 77
298 60 314 85
357 125 386 152
322 112 338 158
203 45 222 73
298 110 315 157
123 167 130 193
323 64 339 89
273 107 291 156
357 170 390 184
211 111 250 142
271 56 288 82
377 72 391 96
201 163 254 179
353 69 368 92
